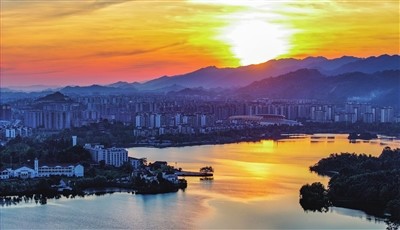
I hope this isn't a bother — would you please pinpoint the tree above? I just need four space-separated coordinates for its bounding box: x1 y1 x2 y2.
299 182 330 212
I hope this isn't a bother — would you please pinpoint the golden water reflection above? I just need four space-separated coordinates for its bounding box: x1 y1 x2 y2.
129 134 399 202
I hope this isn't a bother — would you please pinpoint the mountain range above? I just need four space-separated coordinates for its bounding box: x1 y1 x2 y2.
105 54 399 90
1 54 399 105
237 69 400 106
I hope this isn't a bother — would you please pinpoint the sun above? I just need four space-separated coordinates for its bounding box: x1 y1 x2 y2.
219 19 292 65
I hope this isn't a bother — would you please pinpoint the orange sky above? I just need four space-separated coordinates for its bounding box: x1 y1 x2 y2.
1 0 399 87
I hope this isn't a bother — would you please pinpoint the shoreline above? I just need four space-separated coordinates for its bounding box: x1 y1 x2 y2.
303 148 400 222
125 132 398 149
0 184 187 207
127 133 317 149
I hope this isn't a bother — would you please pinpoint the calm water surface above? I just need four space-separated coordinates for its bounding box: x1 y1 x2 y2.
1 134 399 229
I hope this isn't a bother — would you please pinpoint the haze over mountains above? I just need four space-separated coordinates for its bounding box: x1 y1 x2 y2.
1 54 399 105
238 69 400 106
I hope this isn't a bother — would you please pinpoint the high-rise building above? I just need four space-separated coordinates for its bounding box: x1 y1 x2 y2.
0 104 12 121
84 144 128 167
380 107 394 123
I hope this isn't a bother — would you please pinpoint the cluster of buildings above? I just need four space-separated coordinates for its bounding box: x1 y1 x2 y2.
83 143 179 184
132 161 179 185
0 94 398 136
308 103 395 123
22 102 82 130
0 120 32 143
0 159 84 180
0 124 32 140
0 136 139 180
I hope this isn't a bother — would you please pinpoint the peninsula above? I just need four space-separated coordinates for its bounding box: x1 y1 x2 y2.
300 147 400 223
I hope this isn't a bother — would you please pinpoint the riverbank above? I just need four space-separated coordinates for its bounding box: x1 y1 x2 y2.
0 178 187 206
127 131 398 149
52 122 400 149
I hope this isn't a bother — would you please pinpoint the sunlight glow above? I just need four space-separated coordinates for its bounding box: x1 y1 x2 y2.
260 140 274 153
219 19 292 65
3 0 399 86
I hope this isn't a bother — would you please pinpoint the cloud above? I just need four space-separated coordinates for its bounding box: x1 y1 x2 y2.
28 70 63 75
1 68 63 76
91 42 185 58
46 1 133 18
121 60 186 70
3 1 133 20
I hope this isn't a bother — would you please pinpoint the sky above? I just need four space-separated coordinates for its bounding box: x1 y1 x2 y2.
1 0 399 87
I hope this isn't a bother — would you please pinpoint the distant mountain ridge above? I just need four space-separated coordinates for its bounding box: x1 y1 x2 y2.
236 69 400 106
108 54 399 90
326 54 400 75
1 54 399 104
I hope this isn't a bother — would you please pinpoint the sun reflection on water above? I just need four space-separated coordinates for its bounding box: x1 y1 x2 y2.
129 134 399 203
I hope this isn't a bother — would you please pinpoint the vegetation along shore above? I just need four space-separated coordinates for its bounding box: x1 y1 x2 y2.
300 147 400 224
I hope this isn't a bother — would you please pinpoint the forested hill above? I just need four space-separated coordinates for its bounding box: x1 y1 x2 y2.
301 147 400 222
310 147 400 175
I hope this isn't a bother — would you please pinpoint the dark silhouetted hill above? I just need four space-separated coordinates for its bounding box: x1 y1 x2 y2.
237 69 400 106
131 54 398 90
36 92 71 102
328 55 400 75
60 84 137 95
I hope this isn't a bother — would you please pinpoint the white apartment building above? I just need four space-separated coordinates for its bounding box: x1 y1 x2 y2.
84 144 128 167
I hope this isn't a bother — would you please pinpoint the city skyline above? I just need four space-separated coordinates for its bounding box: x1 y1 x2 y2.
1 1 399 87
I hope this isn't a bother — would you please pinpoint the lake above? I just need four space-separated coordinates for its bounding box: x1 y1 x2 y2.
1 134 399 229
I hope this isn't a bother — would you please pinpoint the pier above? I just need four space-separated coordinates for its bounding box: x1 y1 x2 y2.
176 171 213 177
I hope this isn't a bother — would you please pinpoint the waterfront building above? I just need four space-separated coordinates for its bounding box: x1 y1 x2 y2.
0 159 84 180
84 144 106 162
13 166 36 179
35 158 84 177
162 172 179 184
84 144 128 167
0 169 13 179
107 147 129 167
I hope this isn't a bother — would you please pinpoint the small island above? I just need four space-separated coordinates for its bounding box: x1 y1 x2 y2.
347 132 378 140
300 147 400 224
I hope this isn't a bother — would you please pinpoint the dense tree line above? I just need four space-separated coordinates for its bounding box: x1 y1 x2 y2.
56 119 137 147
0 177 58 196
0 136 91 168
49 120 400 148
301 147 400 223
310 147 400 175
